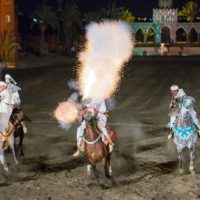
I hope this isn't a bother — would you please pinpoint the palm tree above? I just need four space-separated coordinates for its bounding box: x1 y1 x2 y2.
60 1 83 54
121 9 135 23
30 4 59 55
0 31 21 65
84 2 135 23
102 2 123 19
83 12 103 23
178 1 199 22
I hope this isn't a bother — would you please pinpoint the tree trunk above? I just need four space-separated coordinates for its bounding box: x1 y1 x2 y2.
40 25 46 56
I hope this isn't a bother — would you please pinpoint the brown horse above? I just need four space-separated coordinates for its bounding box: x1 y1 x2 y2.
10 108 31 158
82 111 116 181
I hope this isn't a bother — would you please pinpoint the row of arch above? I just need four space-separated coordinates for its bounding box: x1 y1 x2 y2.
135 27 200 43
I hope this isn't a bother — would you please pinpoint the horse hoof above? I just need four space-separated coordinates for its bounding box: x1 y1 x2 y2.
179 169 184 174
189 165 194 172
189 166 195 175
4 167 9 174
15 160 19 165
87 165 92 175
87 170 92 176
109 166 112 176
190 171 195 175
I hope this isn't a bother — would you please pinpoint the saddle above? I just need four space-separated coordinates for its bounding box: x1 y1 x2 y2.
90 123 116 142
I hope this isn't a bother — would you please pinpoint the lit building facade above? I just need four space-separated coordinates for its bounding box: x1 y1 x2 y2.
131 0 200 44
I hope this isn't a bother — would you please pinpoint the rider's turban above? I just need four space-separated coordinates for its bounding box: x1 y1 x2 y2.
0 81 7 87
170 85 179 91
5 74 17 85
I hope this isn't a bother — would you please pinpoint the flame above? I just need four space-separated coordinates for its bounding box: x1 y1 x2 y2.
53 101 79 124
83 68 96 99
54 20 134 130
78 20 134 100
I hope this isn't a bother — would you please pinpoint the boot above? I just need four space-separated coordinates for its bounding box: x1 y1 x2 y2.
73 140 84 157
168 129 173 139
105 135 114 153
106 134 114 146
73 149 81 157
108 144 113 153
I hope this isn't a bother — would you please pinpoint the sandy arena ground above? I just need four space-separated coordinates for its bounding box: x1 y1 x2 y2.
1 57 200 200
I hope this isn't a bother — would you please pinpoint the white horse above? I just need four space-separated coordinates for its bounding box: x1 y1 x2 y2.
171 98 198 175
0 127 19 173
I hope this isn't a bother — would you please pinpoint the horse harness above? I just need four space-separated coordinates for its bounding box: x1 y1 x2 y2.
82 133 103 145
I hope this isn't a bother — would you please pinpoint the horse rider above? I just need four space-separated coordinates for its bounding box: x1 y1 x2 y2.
5 74 21 106
73 98 114 157
167 85 186 129
167 85 200 138
0 81 14 146
5 74 27 134
180 96 200 131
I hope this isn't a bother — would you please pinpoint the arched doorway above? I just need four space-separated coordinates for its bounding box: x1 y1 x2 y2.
161 26 170 43
146 27 155 44
135 29 145 43
188 28 198 43
176 28 187 42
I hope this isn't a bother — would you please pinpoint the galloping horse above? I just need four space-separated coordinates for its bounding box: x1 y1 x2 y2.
82 108 116 181
171 98 198 175
10 108 31 158
0 121 19 172
0 109 31 172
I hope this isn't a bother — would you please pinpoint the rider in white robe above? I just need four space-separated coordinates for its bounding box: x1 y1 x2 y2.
0 81 13 134
168 85 187 128
168 85 200 138
5 74 21 106
5 74 28 134
73 98 113 157
181 96 200 130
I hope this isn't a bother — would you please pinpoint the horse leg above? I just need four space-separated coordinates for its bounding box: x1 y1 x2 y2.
177 148 183 174
107 150 112 177
18 129 24 158
92 164 99 183
189 145 195 175
8 134 19 165
0 150 8 172
104 153 112 178
87 164 92 175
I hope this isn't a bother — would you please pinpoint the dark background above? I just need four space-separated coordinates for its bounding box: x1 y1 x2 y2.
16 0 191 17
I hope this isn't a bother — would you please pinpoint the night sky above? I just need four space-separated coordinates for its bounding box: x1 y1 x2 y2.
16 0 193 18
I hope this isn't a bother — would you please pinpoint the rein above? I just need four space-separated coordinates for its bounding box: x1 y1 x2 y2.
83 134 102 145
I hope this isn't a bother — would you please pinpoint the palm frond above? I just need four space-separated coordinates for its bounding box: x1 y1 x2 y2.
178 1 199 22
0 31 21 62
